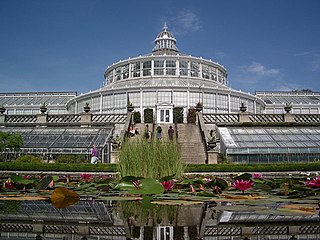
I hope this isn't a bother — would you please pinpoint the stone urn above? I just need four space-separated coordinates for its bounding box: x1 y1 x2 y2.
284 103 292 113
127 105 134 112
83 103 91 113
240 102 247 112
0 105 6 114
195 102 203 112
40 103 47 114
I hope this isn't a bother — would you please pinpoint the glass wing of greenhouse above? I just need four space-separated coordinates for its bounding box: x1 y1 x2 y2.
218 126 320 163
1 126 113 155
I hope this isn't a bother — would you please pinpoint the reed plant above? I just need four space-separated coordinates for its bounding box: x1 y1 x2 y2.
118 138 184 179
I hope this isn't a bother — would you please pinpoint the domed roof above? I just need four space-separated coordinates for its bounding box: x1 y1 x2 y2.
152 24 179 54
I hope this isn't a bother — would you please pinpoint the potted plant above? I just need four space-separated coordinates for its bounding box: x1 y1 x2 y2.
195 102 203 112
239 102 247 112
284 103 292 113
83 102 91 113
40 103 47 114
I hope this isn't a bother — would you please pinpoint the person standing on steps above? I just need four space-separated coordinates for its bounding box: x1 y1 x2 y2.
145 124 150 142
156 125 162 140
168 125 174 140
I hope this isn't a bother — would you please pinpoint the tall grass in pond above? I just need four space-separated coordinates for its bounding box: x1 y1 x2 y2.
118 139 184 179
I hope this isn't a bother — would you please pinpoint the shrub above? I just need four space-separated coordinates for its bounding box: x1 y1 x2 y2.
187 108 196 123
144 108 154 123
133 111 141 123
173 107 183 123
54 154 87 164
118 139 184 179
15 155 43 164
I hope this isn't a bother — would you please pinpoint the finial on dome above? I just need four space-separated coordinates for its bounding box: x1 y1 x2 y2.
163 23 168 31
152 24 179 54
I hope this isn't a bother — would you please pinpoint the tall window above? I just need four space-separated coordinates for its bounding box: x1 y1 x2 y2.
179 60 188 76
122 65 129 79
166 60 176 75
202 65 210 79
190 62 199 77
143 61 151 76
154 60 164 75
115 67 121 81
131 62 140 78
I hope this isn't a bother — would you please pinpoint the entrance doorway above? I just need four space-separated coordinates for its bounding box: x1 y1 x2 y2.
156 104 173 124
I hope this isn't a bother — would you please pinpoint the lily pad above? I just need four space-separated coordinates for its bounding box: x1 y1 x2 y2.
50 187 80 209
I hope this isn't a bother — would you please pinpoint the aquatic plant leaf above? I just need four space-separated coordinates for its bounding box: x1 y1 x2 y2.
129 178 164 195
223 194 267 200
234 173 252 181
180 178 205 185
196 191 216 197
50 187 80 209
36 176 53 190
0 196 48 201
11 175 34 185
160 174 176 182
253 183 273 192
114 181 136 191
207 178 228 190
151 200 203 205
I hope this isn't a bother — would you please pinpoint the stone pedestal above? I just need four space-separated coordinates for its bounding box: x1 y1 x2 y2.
207 150 218 164
284 113 295 122
110 151 119 163
0 114 4 124
239 112 250 123
80 113 92 125
37 114 47 124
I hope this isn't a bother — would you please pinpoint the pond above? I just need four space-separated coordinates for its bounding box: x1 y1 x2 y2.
0 173 320 239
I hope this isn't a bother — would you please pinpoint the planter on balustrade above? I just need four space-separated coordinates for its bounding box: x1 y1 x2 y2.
83 103 91 113
239 102 247 113
0 106 6 114
127 105 134 112
40 103 47 114
284 103 292 113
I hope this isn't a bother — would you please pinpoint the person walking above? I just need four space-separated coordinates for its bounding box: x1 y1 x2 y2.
156 125 162 140
91 144 98 164
168 125 174 140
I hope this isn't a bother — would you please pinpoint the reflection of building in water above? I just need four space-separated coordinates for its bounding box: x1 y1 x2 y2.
0 199 319 239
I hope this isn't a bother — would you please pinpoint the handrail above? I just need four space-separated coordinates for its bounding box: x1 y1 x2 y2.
197 112 209 164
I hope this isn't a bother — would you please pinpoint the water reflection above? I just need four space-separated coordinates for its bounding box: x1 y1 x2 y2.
0 199 319 240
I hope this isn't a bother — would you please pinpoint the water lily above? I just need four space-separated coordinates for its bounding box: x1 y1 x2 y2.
305 176 320 188
161 180 174 191
203 177 212 183
232 179 254 194
253 173 262 179
80 173 93 182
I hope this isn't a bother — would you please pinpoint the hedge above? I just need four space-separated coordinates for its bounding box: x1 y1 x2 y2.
1 162 320 173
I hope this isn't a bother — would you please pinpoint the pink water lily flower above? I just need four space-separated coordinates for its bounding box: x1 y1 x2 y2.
161 180 174 191
80 173 93 182
305 176 320 188
252 173 263 179
232 179 254 193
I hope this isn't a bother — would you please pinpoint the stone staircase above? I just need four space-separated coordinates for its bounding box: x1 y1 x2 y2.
130 123 207 164
176 123 207 164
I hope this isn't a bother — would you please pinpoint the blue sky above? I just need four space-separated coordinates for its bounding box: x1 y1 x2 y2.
0 0 319 94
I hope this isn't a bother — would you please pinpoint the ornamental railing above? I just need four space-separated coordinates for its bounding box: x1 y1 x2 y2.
47 114 81 123
0 113 127 125
5 115 37 123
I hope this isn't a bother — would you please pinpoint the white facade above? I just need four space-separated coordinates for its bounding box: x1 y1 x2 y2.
66 25 265 123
